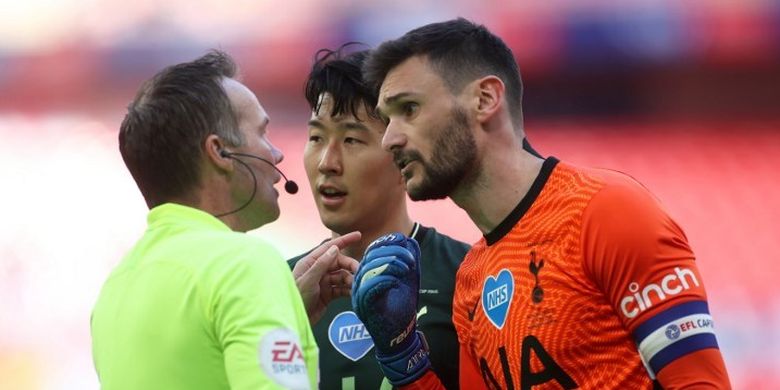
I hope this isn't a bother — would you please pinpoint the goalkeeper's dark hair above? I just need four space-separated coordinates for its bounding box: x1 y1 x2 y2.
119 50 242 208
304 43 380 121
364 18 524 127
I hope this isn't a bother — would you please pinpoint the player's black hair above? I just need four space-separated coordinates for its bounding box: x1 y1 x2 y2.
304 42 379 120
364 18 524 126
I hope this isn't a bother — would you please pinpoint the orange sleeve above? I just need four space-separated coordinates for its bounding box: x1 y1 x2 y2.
657 349 732 389
581 175 704 330
459 342 487 389
398 370 444 390
399 343 487 390
581 172 730 387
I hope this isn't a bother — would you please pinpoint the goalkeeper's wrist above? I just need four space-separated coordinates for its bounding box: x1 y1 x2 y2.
375 330 431 386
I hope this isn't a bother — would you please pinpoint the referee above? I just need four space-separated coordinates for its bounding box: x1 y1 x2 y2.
91 50 359 390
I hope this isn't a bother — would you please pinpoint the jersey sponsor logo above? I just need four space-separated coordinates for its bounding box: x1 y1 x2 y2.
620 267 700 319
482 269 515 329
479 336 577 389
272 341 304 362
259 328 310 390
328 311 375 362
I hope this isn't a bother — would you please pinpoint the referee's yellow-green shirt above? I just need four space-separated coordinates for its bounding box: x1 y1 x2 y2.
91 203 317 389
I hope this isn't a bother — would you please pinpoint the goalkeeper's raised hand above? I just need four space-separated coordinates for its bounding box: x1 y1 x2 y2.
351 232 431 386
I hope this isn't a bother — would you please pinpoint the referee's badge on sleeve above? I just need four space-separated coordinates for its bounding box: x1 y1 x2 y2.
258 328 311 390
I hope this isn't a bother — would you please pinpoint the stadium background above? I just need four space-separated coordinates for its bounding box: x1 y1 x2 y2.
1 1 778 388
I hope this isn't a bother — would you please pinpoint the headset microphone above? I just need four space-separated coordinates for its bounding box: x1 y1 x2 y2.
220 150 298 194
214 150 298 218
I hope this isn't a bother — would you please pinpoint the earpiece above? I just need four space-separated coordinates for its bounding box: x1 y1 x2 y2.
214 150 299 217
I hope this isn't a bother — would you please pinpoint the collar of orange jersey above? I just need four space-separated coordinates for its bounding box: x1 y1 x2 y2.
484 157 559 246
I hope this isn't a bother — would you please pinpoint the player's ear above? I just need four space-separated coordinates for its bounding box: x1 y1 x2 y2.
472 75 505 124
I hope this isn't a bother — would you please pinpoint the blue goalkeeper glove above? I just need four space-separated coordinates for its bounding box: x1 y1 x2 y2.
351 232 431 386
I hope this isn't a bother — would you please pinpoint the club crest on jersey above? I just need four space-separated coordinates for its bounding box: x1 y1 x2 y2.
529 251 545 304
482 269 515 330
328 311 375 361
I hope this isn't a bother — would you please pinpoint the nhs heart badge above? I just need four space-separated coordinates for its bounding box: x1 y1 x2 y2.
482 269 515 330
328 311 375 361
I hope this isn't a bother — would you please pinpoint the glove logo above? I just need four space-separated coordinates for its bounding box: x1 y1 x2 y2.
328 311 375 362
482 269 515 330
368 233 401 249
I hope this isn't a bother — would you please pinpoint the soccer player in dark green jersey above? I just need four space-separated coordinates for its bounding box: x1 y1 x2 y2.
288 45 468 390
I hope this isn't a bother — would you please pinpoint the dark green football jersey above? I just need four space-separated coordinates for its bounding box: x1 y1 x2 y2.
288 224 468 390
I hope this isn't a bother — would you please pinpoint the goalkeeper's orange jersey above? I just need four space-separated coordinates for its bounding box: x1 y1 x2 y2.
406 157 730 389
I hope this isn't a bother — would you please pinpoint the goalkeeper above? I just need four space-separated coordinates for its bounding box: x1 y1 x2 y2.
354 18 731 389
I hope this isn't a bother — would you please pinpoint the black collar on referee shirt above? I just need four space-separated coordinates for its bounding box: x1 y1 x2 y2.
484 157 559 246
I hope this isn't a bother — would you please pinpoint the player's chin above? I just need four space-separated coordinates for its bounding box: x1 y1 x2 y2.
320 213 356 236
246 204 280 230
407 174 452 201
406 182 439 202
260 199 281 222
403 173 423 194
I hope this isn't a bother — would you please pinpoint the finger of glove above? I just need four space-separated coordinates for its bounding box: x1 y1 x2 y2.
354 256 411 289
352 273 398 320
365 232 407 252
363 245 416 267
354 275 415 324
353 275 419 349
352 255 409 301
366 233 420 258
356 271 418 314
355 269 417 311
364 246 421 289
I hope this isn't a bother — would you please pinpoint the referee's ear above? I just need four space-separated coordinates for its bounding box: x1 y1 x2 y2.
204 134 233 173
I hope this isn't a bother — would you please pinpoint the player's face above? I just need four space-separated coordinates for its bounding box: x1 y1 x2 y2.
223 78 283 229
378 56 477 201
304 94 406 234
